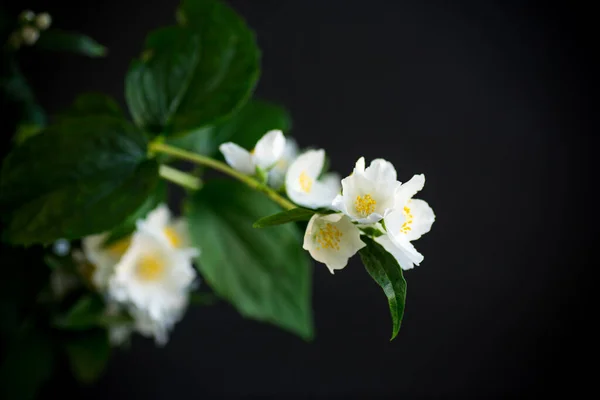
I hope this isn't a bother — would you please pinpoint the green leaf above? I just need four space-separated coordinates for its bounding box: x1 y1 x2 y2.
54 294 133 330
358 236 407 340
186 180 313 340
165 99 291 158
64 329 110 384
253 207 315 228
1 57 47 129
125 0 259 135
0 116 159 245
55 92 123 122
0 327 55 400
360 226 385 238
13 122 44 145
35 29 107 57
101 180 167 247
54 295 103 330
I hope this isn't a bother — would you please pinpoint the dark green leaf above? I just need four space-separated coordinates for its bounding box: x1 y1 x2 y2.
360 226 385 237
253 207 315 228
165 126 214 157
358 236 407 340
0 116 159 245
1 57 47 130
0 326 54 400
13 122 44 145
186 180 313 340
64 329 110 384
55 92 123 122
165 99 291 158
35 29 107 57
54 294 133 330
101 180 167 247
125 0 259 134
54 295 104 330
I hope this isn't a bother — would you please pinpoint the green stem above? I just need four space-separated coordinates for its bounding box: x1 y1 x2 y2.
159 164 202 190
150 141 296 210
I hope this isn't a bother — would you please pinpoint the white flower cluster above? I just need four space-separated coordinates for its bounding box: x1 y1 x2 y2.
8 10 52 48
220 131 435 273
82 205 199 346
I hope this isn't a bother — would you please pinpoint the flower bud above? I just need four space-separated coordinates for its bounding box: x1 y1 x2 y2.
35 12 52 30
21 26 40 45
19 10 35 23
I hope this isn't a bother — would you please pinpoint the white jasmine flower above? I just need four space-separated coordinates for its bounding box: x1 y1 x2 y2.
139 203 194 250
35 12 52 30
285 149 341 209
82 234 129 290
219 130 285 175
107 222 197 323
380 174 435 270
332 157 401 224
268 138 299 189
82 203 195 289
303 213 366 274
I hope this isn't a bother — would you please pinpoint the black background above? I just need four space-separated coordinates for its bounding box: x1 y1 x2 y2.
1 0 595 398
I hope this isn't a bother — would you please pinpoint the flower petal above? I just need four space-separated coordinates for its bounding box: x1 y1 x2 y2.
394 174 425 208
364 158 397 182
404 199 435 241
253 130 286 169
142 203 171 230
354 157 366 174
219 142 255 175
374 234 417 270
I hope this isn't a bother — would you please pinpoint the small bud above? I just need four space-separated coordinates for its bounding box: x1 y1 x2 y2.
21 26 39 45
35 12 52 30
19 10 35 23
53 239 71 256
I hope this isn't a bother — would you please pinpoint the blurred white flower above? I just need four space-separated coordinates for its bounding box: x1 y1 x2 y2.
303 213 365 274
107 222 197 324
35 12 52 30
82 203 195 290
219 130 285 175
332 157 401 224
21 26 39 45
285 149 340 209
105 299 188 347
139 204 193 250
268 138 298 189
130 297 188 346
379 174 435 270
82 234 128 290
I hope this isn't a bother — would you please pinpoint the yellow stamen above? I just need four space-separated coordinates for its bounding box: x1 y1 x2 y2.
299 171 313 193
164 226 181 248
105 236 131 257
136 255 165 281
355 194 376 217
315 223 343 251
400 204 414 234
